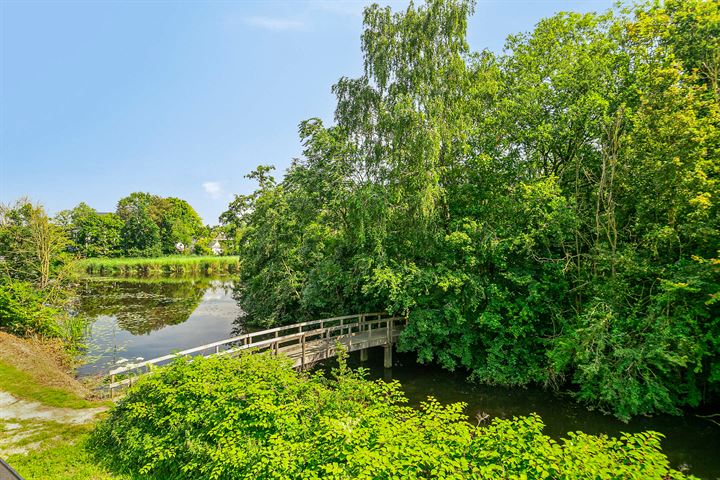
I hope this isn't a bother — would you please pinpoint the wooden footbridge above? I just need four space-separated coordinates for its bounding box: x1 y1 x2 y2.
105 313 405 397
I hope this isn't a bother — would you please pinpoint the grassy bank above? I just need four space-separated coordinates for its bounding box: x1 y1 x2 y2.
0 333 92 406
0 362 94 409
0 332 119 479
75 255 239 277
7 430 126 480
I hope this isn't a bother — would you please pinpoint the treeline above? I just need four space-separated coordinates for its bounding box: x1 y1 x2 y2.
0 192 224 349
57 192 226 258
222 0 720 420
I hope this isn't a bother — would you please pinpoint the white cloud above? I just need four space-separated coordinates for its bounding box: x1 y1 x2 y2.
202 181 223 199
244 16 306 31
309 0 411 17
308 1 364 16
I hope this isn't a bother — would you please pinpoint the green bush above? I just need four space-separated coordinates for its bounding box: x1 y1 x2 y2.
0 279 88 350
0 279 63 337
90 352 690 479
193 239 212 256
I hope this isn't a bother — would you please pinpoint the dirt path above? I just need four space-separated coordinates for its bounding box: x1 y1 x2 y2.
0 392 106 425
0 391 107 457
0 333 109 458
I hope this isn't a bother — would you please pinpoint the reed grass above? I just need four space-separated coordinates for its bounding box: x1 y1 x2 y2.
75 256 239 277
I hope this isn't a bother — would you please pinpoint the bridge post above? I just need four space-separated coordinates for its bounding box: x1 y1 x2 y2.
383 318 393 368
301 333 306 370
358 313 368 362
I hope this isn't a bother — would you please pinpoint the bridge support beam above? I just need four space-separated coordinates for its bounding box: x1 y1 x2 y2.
360 348 368 362
383 344 392 368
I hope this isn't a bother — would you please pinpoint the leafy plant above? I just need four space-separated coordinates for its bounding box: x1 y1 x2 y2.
90 353 691 479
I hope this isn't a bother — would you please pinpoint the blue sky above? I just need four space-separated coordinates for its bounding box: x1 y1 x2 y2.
1 0 615 224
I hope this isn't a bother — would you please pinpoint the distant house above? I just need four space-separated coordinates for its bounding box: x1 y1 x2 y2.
210 240 222 255
210 233 226 255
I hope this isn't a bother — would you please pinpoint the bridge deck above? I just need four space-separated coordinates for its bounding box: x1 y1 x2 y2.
103 313 405 396
276 327 401 369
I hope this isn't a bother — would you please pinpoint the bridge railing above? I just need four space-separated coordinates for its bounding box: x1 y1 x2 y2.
104 313 404 397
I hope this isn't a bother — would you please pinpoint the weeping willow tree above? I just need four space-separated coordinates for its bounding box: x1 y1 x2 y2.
224 0 719 420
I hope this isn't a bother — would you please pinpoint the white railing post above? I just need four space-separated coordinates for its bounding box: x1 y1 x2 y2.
301 333 306 370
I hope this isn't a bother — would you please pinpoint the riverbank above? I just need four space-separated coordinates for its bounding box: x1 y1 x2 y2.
0 333 118 479
74 255 239 277
0 327 710 478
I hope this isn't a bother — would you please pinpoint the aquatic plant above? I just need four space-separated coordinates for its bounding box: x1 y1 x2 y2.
75 255 239 277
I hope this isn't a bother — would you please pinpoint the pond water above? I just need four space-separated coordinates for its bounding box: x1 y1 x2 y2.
76 278 243 376
76 278 720 479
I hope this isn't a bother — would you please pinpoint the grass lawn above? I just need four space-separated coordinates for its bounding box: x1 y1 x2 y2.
0 361 95 409
6 431 127 480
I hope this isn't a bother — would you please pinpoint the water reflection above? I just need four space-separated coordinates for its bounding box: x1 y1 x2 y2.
77 278 243 376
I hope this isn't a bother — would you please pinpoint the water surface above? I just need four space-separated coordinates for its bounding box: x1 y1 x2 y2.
77 277 242 376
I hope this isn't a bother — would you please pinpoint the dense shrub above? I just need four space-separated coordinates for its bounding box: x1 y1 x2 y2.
193 239 212 256
0 280 62 336
0 279 86 349
90 352 690 479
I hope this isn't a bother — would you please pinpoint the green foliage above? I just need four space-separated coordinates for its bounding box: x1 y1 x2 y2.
0 279 87 350
118 194 162 257
0 279 64 337
90 353 691 479
57 194 206 259
57 203 124 257
193 238 212 256
156 197 205 255
114 192 205 257
0 200 73 288
222 0 720 419
0 200 87 350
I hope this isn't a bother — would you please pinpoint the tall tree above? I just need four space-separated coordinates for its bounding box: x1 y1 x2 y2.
0 200 70 290
58 202 124 257
117 194 162 257
224 0 719 419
